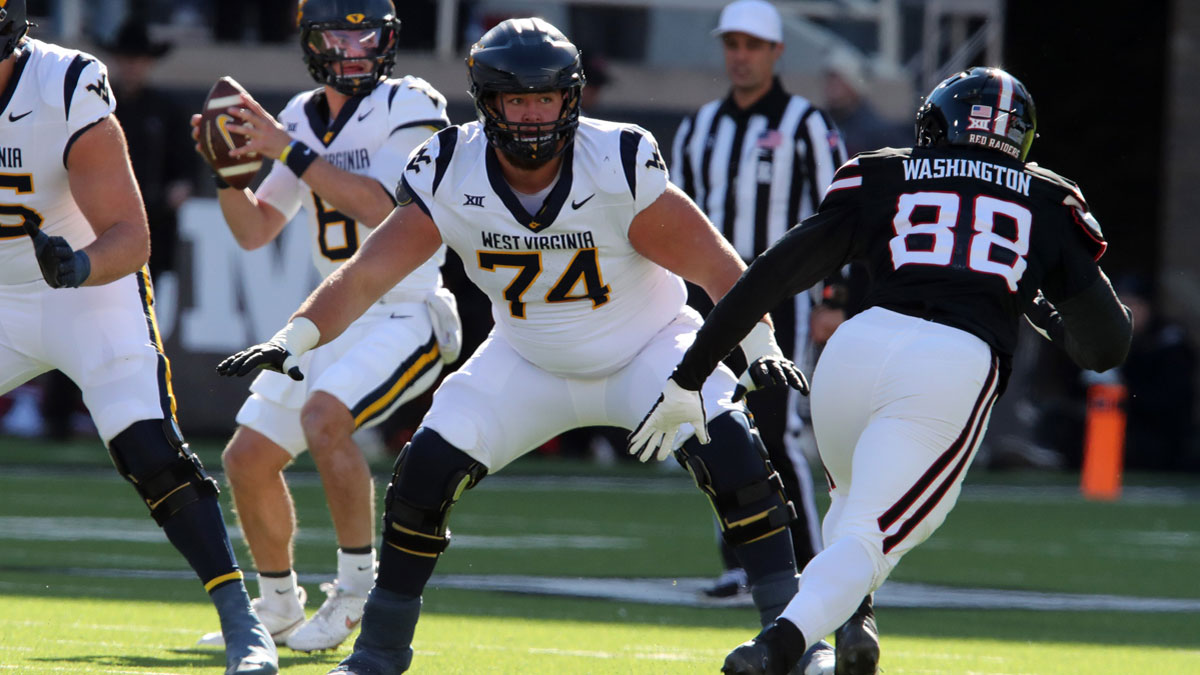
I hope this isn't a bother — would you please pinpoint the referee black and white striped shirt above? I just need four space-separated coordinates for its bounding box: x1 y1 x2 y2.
671 77 846 263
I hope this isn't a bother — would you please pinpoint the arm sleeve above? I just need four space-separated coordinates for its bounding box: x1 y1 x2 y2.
1038 269 1133 373
255 161 304 221
672 203 861 390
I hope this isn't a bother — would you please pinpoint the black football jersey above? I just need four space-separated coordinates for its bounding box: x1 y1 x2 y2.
673 145 1108 390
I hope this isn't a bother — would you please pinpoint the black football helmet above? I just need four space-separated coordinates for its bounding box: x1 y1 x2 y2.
915 67 1037 161
297 0 400 96
0 0 32 61
467 18 586 166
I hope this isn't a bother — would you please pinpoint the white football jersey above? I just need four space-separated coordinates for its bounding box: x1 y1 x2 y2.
0 40 116 285
256 76 449 296
402 117 686 378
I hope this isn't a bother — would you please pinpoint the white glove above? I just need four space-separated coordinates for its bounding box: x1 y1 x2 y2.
626 378 710 462
425 287 463 364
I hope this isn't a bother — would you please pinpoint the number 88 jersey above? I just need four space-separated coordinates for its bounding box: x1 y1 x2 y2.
821 145 1107 360
256 75 450 296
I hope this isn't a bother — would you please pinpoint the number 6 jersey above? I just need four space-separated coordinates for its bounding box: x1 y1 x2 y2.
256 75 450 296
400 118 686 378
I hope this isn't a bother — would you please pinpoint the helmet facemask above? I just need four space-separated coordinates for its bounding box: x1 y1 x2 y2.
473 85 583 169
301 20 399 96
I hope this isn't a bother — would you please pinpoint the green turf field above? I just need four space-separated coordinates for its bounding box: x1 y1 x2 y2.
1 435 1198 673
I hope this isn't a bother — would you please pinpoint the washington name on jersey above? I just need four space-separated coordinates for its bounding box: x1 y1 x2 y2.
401 118 685 378
256 75 450 294
0 40 116 285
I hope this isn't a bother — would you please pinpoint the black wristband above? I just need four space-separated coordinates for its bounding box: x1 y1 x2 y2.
282 140 319 178
212 172 231 189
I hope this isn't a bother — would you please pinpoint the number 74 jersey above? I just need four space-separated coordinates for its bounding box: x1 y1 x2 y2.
818 145 1107 359
400 118 687 378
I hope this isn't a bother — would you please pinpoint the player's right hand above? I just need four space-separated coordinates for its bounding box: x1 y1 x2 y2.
24 220 90 288
216 342 304 381
732 357 809 402
627 378 709 462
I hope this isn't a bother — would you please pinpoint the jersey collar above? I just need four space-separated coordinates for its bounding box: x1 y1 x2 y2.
485 144 575 233
721 76 790 120
303 89 367 147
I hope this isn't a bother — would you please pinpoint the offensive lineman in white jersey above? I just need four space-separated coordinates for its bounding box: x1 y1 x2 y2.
0 3 276 673
219 19 814 674
190 0 459 654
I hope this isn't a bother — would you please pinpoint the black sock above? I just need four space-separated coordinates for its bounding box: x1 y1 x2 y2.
160 496 241 591
375 543 437 598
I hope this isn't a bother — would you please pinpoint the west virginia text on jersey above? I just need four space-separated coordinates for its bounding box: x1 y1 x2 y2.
402 118 685 378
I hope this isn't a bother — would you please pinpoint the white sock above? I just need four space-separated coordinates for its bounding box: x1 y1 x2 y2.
337 549 376 596
779 537 879 648
258 570 303 615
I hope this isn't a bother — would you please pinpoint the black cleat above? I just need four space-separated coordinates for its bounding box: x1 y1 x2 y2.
834 595 879 675
722 619 807 675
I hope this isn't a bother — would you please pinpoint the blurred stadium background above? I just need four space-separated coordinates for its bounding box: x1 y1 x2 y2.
1 1 1198 673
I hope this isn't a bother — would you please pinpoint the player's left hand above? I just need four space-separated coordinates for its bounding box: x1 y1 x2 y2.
733 356 810 402
216 341 304 381
627 378 709 462
223 94 292 161
23 220 90 288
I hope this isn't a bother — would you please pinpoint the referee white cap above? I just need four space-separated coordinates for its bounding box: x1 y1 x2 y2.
712 0 783 43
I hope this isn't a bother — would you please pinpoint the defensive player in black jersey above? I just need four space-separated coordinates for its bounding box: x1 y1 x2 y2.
628 67 1133 675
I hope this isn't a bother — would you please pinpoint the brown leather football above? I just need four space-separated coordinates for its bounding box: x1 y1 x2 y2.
198 76 261 190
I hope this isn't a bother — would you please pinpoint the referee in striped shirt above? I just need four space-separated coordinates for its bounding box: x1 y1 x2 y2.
671 0 847 599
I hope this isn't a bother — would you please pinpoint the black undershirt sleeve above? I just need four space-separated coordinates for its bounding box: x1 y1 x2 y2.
1038 271 1133 372
672 205 860 390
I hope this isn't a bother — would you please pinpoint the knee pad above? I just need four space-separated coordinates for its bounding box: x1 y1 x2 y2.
678 411 795 547
107 419 219 526
382 428 487 559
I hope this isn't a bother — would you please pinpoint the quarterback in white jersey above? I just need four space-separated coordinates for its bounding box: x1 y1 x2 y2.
191 0 459 654
0 4 276 673
219 19 805 675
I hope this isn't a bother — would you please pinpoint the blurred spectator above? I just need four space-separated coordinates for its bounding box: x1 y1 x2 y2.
214 0 294 43
568 5 647 61
822 48 909 157
1117 275 1197 471
103 18 195 280
580 51 612 112
1032 274 1197 472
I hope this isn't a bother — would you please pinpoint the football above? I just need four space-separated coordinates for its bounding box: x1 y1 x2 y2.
198 76 261 190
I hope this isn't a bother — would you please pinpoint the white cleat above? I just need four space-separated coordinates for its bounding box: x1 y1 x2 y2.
285 581 368 652
199 586 308 647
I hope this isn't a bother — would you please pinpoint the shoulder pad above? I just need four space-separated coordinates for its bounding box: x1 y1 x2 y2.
1026 163 1106 258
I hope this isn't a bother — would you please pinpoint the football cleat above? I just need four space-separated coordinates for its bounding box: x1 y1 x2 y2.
797 640 836 675
835 595 880 675
704 567 751 599
286 581 368 652
722 619 808 675
199 586 307 647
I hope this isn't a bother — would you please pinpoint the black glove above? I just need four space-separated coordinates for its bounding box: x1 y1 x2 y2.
216 341 304 381
732 356 810 402
24 221 91 289
1025 291 1064 344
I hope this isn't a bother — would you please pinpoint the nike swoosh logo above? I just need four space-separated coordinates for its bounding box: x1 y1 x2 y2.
274 589 291 594
389 313 411 319
571 194 595 210
8 110 31 122
357 108 374 122
356 565 372 571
